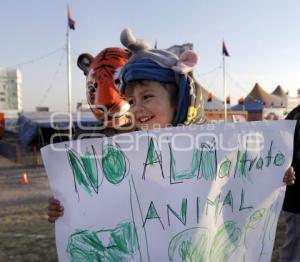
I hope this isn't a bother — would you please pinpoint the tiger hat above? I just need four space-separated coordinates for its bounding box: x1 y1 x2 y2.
77 48 132 128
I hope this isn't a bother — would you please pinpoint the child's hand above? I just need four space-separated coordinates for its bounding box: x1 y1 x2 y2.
283 166 296 185
47 197 64 223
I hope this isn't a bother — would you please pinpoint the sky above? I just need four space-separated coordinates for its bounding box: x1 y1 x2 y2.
1 0 300 112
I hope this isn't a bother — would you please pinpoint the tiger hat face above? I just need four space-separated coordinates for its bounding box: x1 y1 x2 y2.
77 48 131 128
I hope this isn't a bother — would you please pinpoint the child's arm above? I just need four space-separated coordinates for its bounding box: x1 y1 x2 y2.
47 197 64 223
283 166 296 185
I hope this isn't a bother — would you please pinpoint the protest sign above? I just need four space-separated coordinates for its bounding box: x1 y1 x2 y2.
42 121 295 262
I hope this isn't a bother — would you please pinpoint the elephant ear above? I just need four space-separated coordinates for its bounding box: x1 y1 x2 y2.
120 28 151 53
77 53 95 76
171 50 198 74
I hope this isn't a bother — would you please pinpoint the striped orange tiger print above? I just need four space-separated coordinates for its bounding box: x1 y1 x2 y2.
77 48 131 127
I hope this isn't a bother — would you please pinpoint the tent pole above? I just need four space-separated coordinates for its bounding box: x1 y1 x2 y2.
66 26 72 139
223 55 227 122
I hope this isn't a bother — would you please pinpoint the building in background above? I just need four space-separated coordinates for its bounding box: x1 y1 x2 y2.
0 67 22 111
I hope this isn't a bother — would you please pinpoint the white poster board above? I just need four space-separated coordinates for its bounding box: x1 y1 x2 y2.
41 121 295 262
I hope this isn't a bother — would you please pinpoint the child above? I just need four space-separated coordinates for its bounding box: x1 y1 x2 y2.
118 29 205 129
47 30 205 221
48 28 295 222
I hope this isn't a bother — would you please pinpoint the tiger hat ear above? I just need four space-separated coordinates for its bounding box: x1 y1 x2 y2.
77 53 95 76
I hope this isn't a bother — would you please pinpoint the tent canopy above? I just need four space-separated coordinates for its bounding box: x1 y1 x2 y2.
231 98 264 112
272 85 288 97
18 111 101 147
232 83 288 112
245 83 286 107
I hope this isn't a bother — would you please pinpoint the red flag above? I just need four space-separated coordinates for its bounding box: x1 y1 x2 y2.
207 93 213 102
238 97 244 105
222 41 230 57
67 5 75 30
226 96 231 104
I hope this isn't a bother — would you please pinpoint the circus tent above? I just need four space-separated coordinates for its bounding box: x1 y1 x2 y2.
271 85 288 107
232 83 287 112
245 83 285 107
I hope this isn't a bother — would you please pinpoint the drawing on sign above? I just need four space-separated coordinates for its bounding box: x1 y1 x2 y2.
67 221 140 261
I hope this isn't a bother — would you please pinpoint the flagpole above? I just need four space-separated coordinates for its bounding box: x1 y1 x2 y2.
223 54 227 122
66 26 72 139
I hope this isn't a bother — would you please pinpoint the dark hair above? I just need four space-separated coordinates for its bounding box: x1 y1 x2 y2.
124 80 178 108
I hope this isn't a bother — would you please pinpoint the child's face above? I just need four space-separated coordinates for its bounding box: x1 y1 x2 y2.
125 81 176 130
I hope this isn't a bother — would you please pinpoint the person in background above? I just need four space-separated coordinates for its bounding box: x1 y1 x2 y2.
279 104 300 262
265 112 279 120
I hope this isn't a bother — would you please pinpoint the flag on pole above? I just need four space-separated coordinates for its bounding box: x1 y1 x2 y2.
222 41 230 57
67 5 75 30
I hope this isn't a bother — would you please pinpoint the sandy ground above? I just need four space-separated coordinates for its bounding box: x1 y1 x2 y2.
0 158 57 262
0 156 286 262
